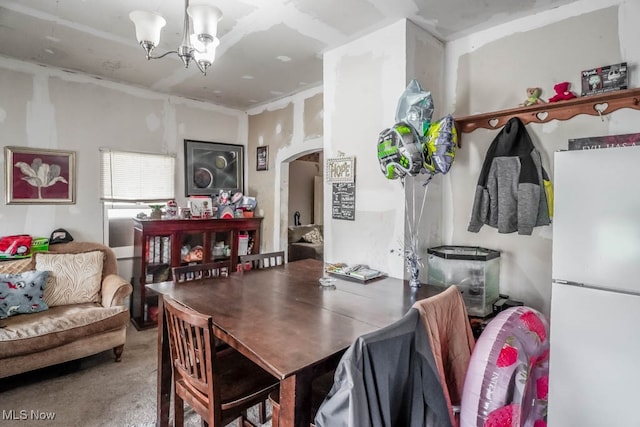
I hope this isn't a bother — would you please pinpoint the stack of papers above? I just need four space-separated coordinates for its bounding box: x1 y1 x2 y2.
325 263 384 282
348 268 382 280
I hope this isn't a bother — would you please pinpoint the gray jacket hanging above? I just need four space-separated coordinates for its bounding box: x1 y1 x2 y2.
313 308 452 427
468 117 550 235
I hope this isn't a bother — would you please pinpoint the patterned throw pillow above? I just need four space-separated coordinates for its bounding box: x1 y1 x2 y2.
301 228 323 245
0 258 33 275
0 270 50 318
35 251 104 307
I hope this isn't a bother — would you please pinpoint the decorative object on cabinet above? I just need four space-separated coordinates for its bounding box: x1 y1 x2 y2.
131 217 262 330
5 146 75 205
520 87 546 106
187 196 212 218
455 88 640 134
184 139 244 196
180 207 192 219
548 82 577 102
149 204 164 219
165 199 179 218
581 62 627 96
256 145 268 171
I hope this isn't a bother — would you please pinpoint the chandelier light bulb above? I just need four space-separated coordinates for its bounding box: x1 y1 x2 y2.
187 4 222 44
129 11 166 48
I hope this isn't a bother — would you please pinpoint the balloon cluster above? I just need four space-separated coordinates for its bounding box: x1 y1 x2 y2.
377 80 458 184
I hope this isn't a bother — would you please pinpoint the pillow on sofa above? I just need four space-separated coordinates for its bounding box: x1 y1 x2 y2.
301 228 323 244
35 251 104 307
0 270 49 318
0 258 33 275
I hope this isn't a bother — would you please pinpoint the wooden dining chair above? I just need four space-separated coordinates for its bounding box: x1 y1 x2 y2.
171 261 233 353
239 251 285 271
163 296 279 427
172 261 230 283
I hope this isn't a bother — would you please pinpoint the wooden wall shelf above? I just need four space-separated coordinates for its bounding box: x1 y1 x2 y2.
455 88 640 134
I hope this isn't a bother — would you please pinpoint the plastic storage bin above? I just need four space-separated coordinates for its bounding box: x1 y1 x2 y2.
427 246 500 317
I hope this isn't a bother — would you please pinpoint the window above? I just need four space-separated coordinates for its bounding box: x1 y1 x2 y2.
100 149 175 202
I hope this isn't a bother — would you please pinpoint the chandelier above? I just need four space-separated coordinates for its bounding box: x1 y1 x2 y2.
129 0 222 75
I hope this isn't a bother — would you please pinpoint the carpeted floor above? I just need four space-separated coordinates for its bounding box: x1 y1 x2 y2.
0 324 271 427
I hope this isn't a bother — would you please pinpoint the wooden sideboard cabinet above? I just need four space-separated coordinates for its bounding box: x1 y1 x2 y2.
131 217 262 330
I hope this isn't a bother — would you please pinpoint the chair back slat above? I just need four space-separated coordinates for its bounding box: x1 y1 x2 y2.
239 251 285 271
172 261 230 283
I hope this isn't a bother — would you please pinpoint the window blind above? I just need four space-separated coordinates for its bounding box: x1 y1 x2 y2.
101 149 175 202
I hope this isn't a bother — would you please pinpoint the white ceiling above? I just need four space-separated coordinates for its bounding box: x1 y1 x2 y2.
0 0 578 110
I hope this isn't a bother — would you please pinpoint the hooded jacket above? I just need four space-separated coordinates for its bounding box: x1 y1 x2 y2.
468 117 550 235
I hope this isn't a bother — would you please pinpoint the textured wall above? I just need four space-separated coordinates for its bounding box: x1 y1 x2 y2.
247 87 323 252
444 2 640 315
247 103 294 251
323 20 444 278
0 58 246 244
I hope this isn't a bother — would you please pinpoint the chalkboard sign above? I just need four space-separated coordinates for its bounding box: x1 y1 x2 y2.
332 182 355 220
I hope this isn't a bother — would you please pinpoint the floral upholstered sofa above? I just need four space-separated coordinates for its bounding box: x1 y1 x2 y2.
0 242 132 379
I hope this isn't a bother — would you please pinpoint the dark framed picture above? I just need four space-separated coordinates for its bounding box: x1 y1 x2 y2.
184 140 244 196
5 146 75 204
257 146 268 171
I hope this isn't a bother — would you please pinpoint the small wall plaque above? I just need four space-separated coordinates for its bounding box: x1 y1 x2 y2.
326 156 355 183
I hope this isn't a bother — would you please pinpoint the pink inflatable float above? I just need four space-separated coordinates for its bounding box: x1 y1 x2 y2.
460 306 550 427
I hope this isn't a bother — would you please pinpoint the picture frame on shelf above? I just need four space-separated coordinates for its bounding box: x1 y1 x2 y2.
256 146 268 171
4 146 76 204
187 196 213 219
184 140 244 196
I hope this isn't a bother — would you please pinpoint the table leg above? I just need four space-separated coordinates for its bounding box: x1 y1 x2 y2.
156 297 171 427
279 371 313 427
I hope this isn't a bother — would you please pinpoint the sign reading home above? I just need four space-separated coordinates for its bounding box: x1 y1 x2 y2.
326 157 355 183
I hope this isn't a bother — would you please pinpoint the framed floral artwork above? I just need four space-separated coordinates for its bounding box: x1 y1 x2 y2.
5 146 76 204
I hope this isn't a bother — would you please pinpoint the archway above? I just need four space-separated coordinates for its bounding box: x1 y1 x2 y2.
273 138 323 256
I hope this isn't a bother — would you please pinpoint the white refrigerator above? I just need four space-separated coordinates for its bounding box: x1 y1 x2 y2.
549 145 640 427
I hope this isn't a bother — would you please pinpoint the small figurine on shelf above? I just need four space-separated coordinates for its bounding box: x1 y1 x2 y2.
202 200 212 219
214 189 241 219
548 82 577 102
217 190 231 205
149 204 164 220
166 200 179 219
520 87 546 106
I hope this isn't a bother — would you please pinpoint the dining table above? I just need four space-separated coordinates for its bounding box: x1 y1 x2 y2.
147 258 443 427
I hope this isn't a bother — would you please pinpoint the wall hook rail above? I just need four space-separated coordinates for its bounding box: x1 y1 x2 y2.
455 88 640 134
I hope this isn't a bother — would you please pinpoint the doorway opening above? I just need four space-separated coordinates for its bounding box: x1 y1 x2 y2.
274 141 323 261
288 151 323 227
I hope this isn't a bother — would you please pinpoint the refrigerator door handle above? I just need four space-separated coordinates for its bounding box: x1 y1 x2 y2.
552 279 583 286
554 279 640 298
